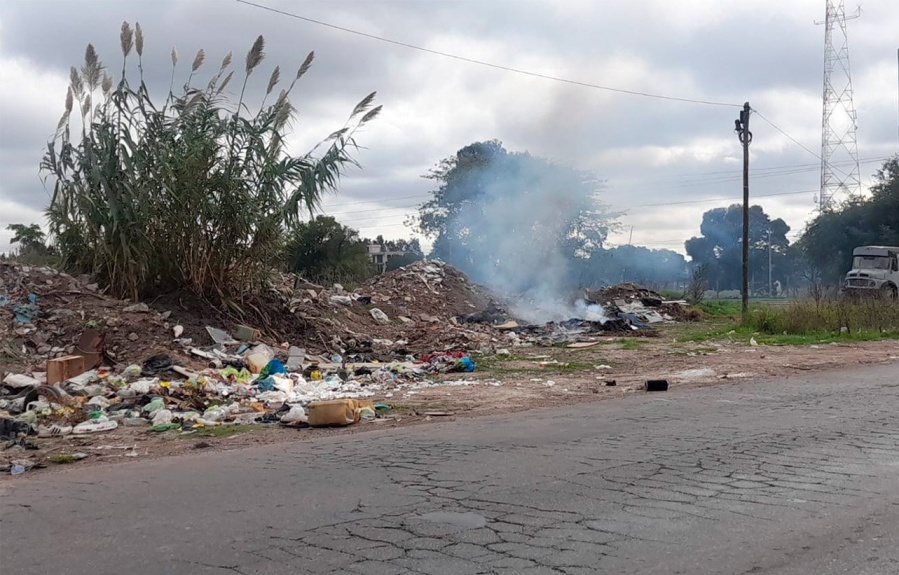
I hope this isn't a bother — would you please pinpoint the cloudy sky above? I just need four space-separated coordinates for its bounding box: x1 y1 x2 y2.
1 0 897 256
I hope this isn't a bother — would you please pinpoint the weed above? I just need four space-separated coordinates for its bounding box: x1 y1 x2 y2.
474 353 595 376
742 297 899 336
182 424 263 439
620 339 646 350
48 454 80 464
700 300 751 317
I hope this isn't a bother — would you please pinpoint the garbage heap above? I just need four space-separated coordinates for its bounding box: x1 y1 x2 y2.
0 345 486 438
1 261 499 466
584 283 690 326
458 282 688 345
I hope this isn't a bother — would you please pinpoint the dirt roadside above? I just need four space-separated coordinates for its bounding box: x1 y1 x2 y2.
5 333 897 479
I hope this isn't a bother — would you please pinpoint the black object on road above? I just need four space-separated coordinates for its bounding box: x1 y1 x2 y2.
644 379 669 392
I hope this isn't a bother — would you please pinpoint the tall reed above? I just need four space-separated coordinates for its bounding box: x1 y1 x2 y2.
42 22 381 302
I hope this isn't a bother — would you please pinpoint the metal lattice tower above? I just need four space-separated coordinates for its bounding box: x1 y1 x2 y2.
818 0 861 211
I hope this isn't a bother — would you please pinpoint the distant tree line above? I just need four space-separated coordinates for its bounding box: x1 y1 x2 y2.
684 156 898 294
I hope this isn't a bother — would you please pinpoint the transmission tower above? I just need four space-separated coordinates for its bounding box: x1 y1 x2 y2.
817 1 861 211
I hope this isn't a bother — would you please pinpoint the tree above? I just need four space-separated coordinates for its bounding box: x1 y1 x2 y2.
41 22 380 301
798 156 899 283
283 216 375 284
6 224 47 256
574 245 687 288
415 140 618 296
384 238 425 271
685 205 791 293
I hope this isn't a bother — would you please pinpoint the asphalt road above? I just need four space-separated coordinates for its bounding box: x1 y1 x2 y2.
3 363 899 575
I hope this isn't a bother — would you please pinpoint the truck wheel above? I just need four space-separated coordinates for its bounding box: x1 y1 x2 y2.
882 284 898 300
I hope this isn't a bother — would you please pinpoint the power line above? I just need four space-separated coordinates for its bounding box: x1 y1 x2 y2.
329 188 822 227
235 0 741 108
325 155 890 218
751 108 822 161
325 159 886 218
624 188 817 209
751 108 850 179
321 192 430 209
751 107 855 182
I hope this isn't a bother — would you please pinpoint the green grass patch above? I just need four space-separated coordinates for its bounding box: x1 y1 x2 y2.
48 454 81 464
474 353 596 376
699 299 751 317
620 339 646 350
743 297 899 336
725 325 898 346
384 401 458 414
671 322 899 346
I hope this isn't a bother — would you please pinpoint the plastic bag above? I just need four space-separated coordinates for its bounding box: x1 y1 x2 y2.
142 397 165 414
280 405 307 424
151 409 173 425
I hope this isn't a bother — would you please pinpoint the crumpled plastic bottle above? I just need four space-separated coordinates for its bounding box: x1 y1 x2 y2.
202 406 229 422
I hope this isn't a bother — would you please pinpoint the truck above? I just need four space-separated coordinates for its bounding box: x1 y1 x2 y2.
843 246 899 299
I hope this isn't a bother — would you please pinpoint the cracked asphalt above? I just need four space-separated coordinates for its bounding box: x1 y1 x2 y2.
3 362 899 575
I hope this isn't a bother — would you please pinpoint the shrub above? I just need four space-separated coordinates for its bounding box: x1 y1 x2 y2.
743 296 899 335
41 22 380 302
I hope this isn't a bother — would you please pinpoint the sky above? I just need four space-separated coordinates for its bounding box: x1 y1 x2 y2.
1 0 897 256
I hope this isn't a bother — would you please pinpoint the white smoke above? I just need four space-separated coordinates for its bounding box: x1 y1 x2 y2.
431 143 612 324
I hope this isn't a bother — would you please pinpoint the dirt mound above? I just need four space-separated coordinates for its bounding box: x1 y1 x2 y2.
2 262 682 379
1 263 194 375
276 261 498 358
0 261 502 376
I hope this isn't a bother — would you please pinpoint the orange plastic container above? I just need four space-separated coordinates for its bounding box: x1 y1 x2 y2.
307 399 361 427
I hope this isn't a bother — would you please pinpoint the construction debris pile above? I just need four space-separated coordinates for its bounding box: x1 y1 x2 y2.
274 260 501 360
584 283 690 326
510 317 641 346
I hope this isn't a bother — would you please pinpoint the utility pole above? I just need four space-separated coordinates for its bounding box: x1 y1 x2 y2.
735 102 752 318
767 228 773 297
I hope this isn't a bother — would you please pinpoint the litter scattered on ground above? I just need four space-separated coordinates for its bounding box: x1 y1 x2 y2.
677 368 717 378
2 258 701 472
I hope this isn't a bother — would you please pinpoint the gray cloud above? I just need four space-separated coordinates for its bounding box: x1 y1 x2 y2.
1 0 897 255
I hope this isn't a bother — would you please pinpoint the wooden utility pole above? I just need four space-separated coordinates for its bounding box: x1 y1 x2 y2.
767 228 773 297
735 102 752 318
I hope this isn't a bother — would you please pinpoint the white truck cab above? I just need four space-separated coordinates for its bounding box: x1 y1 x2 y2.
844 245 899 299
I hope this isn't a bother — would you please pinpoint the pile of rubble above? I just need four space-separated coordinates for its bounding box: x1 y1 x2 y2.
277 261 501 360
0 260 502 472
0 263 194 374
584 283 690 326
0 261 501 375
